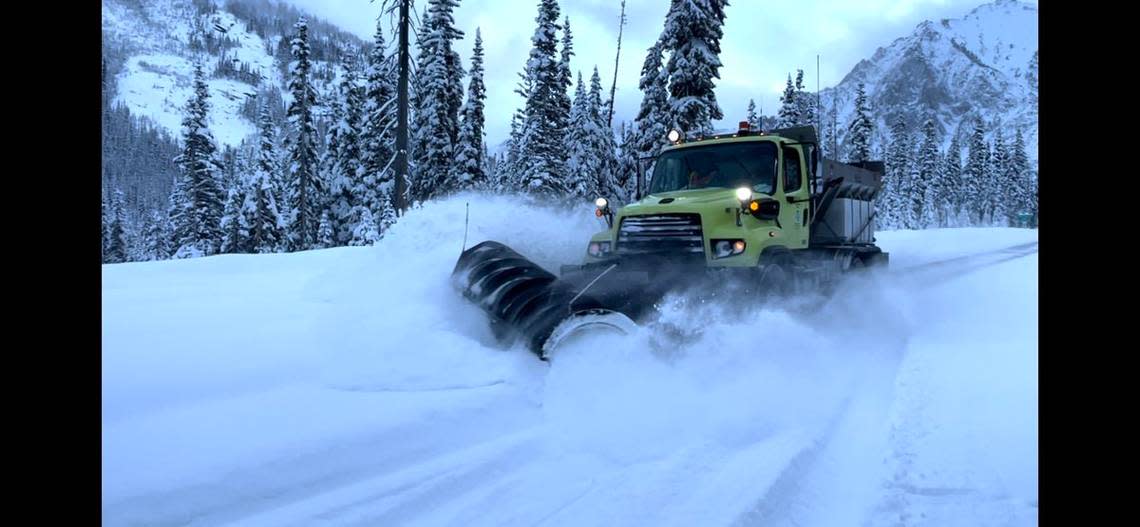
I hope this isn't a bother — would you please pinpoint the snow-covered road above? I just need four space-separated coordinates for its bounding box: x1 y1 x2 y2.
102 195 1037 526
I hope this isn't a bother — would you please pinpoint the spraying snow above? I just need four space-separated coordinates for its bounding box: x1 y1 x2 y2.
102 193 1037 526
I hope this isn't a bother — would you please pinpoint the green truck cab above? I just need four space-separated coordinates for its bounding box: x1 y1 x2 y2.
564 124 887 303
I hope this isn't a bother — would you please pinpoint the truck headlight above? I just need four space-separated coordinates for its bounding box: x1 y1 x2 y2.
712 239 746 259
588 241 612 257
735 187 752 202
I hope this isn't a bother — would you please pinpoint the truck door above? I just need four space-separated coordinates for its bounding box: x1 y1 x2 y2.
780 145 811 248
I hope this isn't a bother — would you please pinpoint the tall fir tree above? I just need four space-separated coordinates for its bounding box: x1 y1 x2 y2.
170 62 225 258
916 118 940 228
325 54 365 245
360 18 397 216
455 28 488 190
990 129 1011 226
662 0 727 135
517 0 570 197
882 117 912 229
794 69 816 129
220 181 248 253
286 18 321 250
556 17 574 138
847 83 873 163
633 39 670 158
105 189 129 263
566 74 593 198
1010 128 1034 224
777 74 798 128
411 35 458 202
144 209 171 261
746 99 760 128
588 67 618 199
963 118 989 225
940 133 964 226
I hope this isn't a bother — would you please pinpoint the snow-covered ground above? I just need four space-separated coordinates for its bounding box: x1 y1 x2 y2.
102 194 1037 526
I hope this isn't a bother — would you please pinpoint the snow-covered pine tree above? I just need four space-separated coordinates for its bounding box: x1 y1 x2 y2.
566 73 593 198
916 118 940 229
963 118 989 225
633 39 670 159
350 206 380 246
220 180 248 253
1010 128 1034 224
611 121 638 203
432 0 466 150
881 117 912 229
794 69 816 129
588 67 618 200
323 54 364 246
286 18 322 250
243 101 285 253
662 0 727 135
105 189 129 263
777 74 798 128
317 210 334 248
747 99 760 128
517 0 570 197
940 133 964 226
102 193 110 262
846 83 873 163
171 62 225 258
556 17 574 140
990 129 1011 226
455 28 487 191
410 36 457 202
360 18 397 218
144 209 171 260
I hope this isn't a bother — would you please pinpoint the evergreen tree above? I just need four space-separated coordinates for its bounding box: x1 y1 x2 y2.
455 28 487 190
325 54 364 245
144 210 171 261
105 189 129 263
566 73 593 198
633 39 670 158
517 0 570 197
220 182 248 253
360 18 397 216
411 36 457 202
1010 129 1034 224
317 210 334 248
777 73 798 128
350 206 381 246
847 83 873 163
588 67 618 199
941 133 964 226
916 118 939 229
556 17 574 137
794 69 816 129
883 117 912 229
244 102 285 252
990 129 1011 226
746 99 759 128
102 194 110 262
662 0 727 135
171 62 225 258
286 18 321 250
963 119 989 225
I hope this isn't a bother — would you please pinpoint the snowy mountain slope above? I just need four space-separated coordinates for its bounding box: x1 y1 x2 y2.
819 0 1037 163
102 0 357 148
102 194 1037 526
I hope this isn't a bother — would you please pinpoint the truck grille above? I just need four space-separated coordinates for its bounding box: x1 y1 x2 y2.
616 214 704 255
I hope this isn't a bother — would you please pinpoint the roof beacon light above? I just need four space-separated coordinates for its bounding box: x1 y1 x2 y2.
667 129 682 143
738 120 751 135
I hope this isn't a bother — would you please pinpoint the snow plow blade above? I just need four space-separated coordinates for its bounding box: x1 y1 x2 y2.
452 241 636 359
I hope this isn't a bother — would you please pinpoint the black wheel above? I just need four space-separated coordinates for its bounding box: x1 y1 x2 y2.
756 255 796 299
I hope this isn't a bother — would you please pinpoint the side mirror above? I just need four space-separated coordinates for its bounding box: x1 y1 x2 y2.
749 198 780 220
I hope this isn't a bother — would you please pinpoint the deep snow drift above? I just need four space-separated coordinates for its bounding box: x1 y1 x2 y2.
102 193 1037 526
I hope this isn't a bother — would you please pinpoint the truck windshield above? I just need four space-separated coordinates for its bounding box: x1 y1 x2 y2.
648 142 778 195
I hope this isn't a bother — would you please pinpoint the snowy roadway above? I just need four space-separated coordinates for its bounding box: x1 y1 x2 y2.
102 195 1037 526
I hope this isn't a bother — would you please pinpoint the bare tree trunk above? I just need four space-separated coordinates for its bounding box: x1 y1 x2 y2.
606 0 626 128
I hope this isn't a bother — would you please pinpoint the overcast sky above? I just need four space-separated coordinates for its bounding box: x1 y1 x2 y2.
284 0 1037 147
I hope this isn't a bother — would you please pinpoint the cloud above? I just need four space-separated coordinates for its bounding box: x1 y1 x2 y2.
283 0 1035 147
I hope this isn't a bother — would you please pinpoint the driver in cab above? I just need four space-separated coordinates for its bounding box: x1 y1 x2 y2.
687 170 716 189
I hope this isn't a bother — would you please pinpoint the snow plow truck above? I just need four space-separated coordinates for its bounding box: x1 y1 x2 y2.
453 123 889 359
